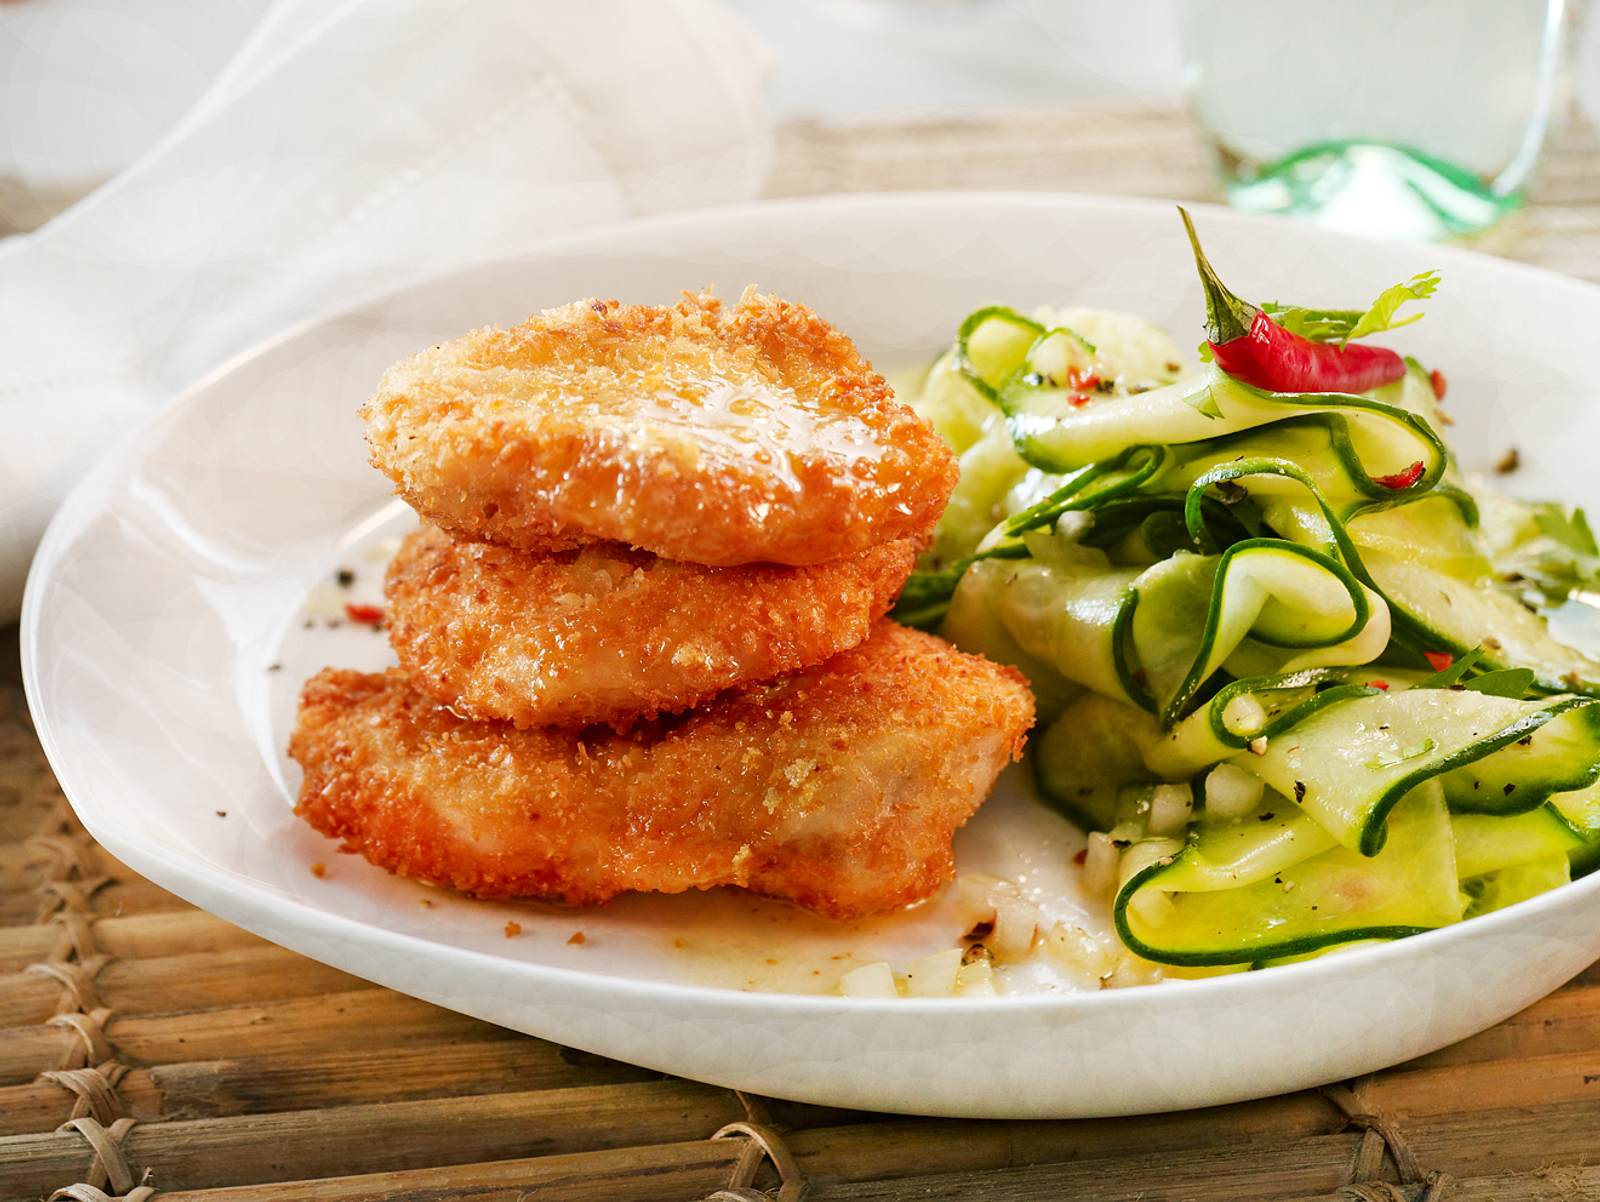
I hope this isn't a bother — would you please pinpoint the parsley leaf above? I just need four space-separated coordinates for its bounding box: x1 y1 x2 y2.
1461 668 1536 699
1535 503 1600 559
1344 271 1440 344
1263 271 1440 347
1405 649 1533 697
1262 305 1361 342
1503 502 1600 601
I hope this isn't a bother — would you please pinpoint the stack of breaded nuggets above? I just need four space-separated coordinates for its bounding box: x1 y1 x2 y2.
290 291 1034 919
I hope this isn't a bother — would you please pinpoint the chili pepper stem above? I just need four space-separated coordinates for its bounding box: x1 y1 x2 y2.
1177 206 1256 346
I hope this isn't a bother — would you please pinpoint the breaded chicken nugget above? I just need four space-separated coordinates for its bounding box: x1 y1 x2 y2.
361 290 958 566
290 623 1033 919
384 524 917 730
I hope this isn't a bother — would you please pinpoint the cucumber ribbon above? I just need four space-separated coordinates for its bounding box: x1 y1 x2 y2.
905 292 1600 967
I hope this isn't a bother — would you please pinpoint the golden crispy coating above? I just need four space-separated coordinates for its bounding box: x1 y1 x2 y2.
384 524 917 729
290 622 1033 919
361 290 958 566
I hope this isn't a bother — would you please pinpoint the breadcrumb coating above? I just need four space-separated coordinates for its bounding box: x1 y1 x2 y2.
290 622 1034 919
384 524 917 729
361 290 957 566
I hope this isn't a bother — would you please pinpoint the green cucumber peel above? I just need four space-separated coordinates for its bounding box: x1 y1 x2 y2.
1005 446 1168 537
955 306 1094 402
1130 538 1375 727
1114 786 1458 967
1181 462 1600 695
994 362 1448 481
1246 690 1600 855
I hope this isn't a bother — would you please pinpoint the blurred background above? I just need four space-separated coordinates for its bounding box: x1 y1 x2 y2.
3 0 1596 242
0 0 1597 601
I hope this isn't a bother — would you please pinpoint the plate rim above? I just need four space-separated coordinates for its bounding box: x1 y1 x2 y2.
22 188 1600 1018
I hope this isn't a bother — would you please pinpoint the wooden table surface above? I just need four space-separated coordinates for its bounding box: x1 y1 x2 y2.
5 105 1600 1202
769 104 1600 284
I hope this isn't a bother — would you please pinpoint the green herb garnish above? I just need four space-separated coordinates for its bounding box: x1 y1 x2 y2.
1265 271 1440 347
1536 503 1600 560
1367 736 1438 770
1411 646 1486 689
1460 668 1537 699
1503 503 1600 600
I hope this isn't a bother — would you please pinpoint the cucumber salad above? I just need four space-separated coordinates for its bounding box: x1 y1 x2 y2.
899 209 1600 972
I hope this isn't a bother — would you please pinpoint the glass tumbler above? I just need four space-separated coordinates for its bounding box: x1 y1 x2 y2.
1177 0 1575 239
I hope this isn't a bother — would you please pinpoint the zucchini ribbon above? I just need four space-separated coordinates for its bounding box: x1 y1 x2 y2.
903 302 1600 967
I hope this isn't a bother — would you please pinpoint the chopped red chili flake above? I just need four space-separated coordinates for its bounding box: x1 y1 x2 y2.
1068 392 1092 408
1424 651 1454 673
1373 460 1425 490
344 602 385 626
1429 369 1447 401
1367 679 1390 691
1068 369 1101 392
1073 848 1088 866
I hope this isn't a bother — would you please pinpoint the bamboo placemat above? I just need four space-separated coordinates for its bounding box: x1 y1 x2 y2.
6 105 1600 1201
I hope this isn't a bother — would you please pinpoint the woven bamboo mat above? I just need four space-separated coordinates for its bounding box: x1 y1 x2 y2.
6 106 1600 1201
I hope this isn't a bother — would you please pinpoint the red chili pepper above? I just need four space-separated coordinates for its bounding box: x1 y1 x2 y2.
1179 208 1407 395
1068 392 1092 408
1072 848 1088 866
345 602 385 626
1424 651 1454 673
1372 460 1424 490
1367 679 1390 691
1429 369 1448 400
1068 369 1101 392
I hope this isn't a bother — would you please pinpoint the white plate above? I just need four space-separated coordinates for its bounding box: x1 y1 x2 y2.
23 194 1600 1119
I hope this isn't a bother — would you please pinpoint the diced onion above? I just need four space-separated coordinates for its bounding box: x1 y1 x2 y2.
955 872 1004 925
956 958 998 997
839 961 898 999
1204 763 1264 820
989 894 1040 960
1146 782 1194 836
302 581 347 621
1081 832 1120 896
1042 922 1118 981
1102 953 1165 989
904 947 964 997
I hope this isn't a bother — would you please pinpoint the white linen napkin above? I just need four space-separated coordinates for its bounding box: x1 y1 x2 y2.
0 0 772 619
